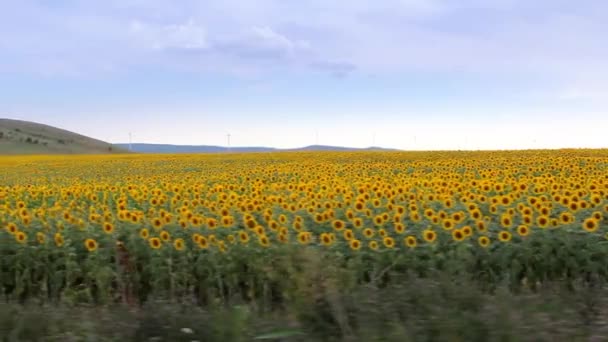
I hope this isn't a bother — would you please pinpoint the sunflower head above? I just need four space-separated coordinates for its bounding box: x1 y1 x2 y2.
84 238 98 252
478 236 490 248
423 229 437 243
404 236 417 248
583 218 599 233
149 237 162 250
498 231 512 243
349 239 362 251
173 238 185 251
15 231 27 244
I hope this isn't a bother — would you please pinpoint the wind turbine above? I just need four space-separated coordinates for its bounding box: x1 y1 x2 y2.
226 133 231 152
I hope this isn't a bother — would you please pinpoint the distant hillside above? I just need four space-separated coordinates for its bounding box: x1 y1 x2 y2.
117 144 277 153
116 143 399 154
288 145 399 152
0 119 127 155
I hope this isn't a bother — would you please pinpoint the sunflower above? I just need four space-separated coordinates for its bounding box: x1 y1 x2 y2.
369 240 379 250
569 201 579 212
258 235 270 248
452 211 465 223
478 236 490 248
54 233 64 247
394 223 406 234
498 231 512 243
353 217 364 229
423 229 437 243
297 232 311 245
15 231 27 244
6 222 18 234
349 239 362 251
332 219 346 231
152 218 163 230
239 231 250 244
442 219 455 231
592 211 603 221
268 220 279 231
536 215 550 228
198 236 209 249
36 232 46 244
217 241 227 253
476 220 487 233
320 233 333 246
293 220 305 231
354 202 365 211
84 238 98 252
207 218 218 229
131 214 141 224
254 225 265 236
461 226 473 237
22 216 31 226
500 214 513 228
343 229 355 241
363 228 375 239
373 215 384 226
591 194 602 205
103 222 115 234
582 218 599 233
383 237 395 248
278 234 289 243
149 237 162 249
160 230 171 242
452 229 465 242
173 238 185 251
517 225 530 237
404 236 417 248
559 212 574 224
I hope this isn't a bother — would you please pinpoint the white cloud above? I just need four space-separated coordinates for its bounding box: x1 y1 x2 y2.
2 0 608 80
129 19 208 50
213 26 311 61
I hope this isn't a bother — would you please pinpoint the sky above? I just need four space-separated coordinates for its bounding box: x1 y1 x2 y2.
1 0 607 150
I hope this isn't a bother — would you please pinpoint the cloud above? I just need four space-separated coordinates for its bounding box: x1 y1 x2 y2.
1 0 608 80
129 19 209 51
212 26 311 61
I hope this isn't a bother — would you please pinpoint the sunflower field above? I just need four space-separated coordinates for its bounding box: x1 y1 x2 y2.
2 150 608 340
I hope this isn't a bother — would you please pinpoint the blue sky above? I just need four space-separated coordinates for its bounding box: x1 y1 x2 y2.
1 0 607 150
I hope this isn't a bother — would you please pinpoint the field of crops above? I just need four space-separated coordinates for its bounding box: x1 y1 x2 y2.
2 150 608 340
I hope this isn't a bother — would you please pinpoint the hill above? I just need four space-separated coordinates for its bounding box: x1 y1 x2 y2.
0 119 127 155
115 143 399 154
